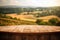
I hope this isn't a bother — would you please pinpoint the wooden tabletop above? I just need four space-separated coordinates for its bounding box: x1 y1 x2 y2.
0 25 60 33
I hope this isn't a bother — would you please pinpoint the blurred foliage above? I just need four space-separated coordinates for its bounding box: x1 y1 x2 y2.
48 18 59 25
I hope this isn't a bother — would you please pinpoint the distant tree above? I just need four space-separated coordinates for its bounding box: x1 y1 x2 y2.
36 19 44 25
36 19 42 25
49 18 59 25
36 19 50 25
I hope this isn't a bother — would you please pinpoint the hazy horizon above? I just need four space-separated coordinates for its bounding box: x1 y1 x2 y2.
0 0 60 7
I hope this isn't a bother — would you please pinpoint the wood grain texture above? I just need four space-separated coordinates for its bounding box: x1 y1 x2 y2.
0 25 60 33
0 32 60 40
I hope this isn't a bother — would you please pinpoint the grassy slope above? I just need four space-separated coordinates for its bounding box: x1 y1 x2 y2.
0 14 60 26
6 14 60 22
0 16 37 26
37 15 60 22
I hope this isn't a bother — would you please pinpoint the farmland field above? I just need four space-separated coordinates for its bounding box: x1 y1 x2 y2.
0 6 60 26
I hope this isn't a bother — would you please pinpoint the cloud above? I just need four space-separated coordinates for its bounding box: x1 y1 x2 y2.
0 0 60 7
0 0 20 6
9 0 20 5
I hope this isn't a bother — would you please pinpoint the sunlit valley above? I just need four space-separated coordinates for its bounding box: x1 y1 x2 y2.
0 6 60 26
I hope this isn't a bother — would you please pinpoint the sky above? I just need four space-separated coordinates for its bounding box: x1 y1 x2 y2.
0 0 60 7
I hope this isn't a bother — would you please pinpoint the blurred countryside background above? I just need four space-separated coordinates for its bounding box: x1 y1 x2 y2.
0 0 60 26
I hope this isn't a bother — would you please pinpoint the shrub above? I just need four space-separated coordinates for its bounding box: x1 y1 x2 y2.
36 19 43 25
48 18 59 25
36 19 49 25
